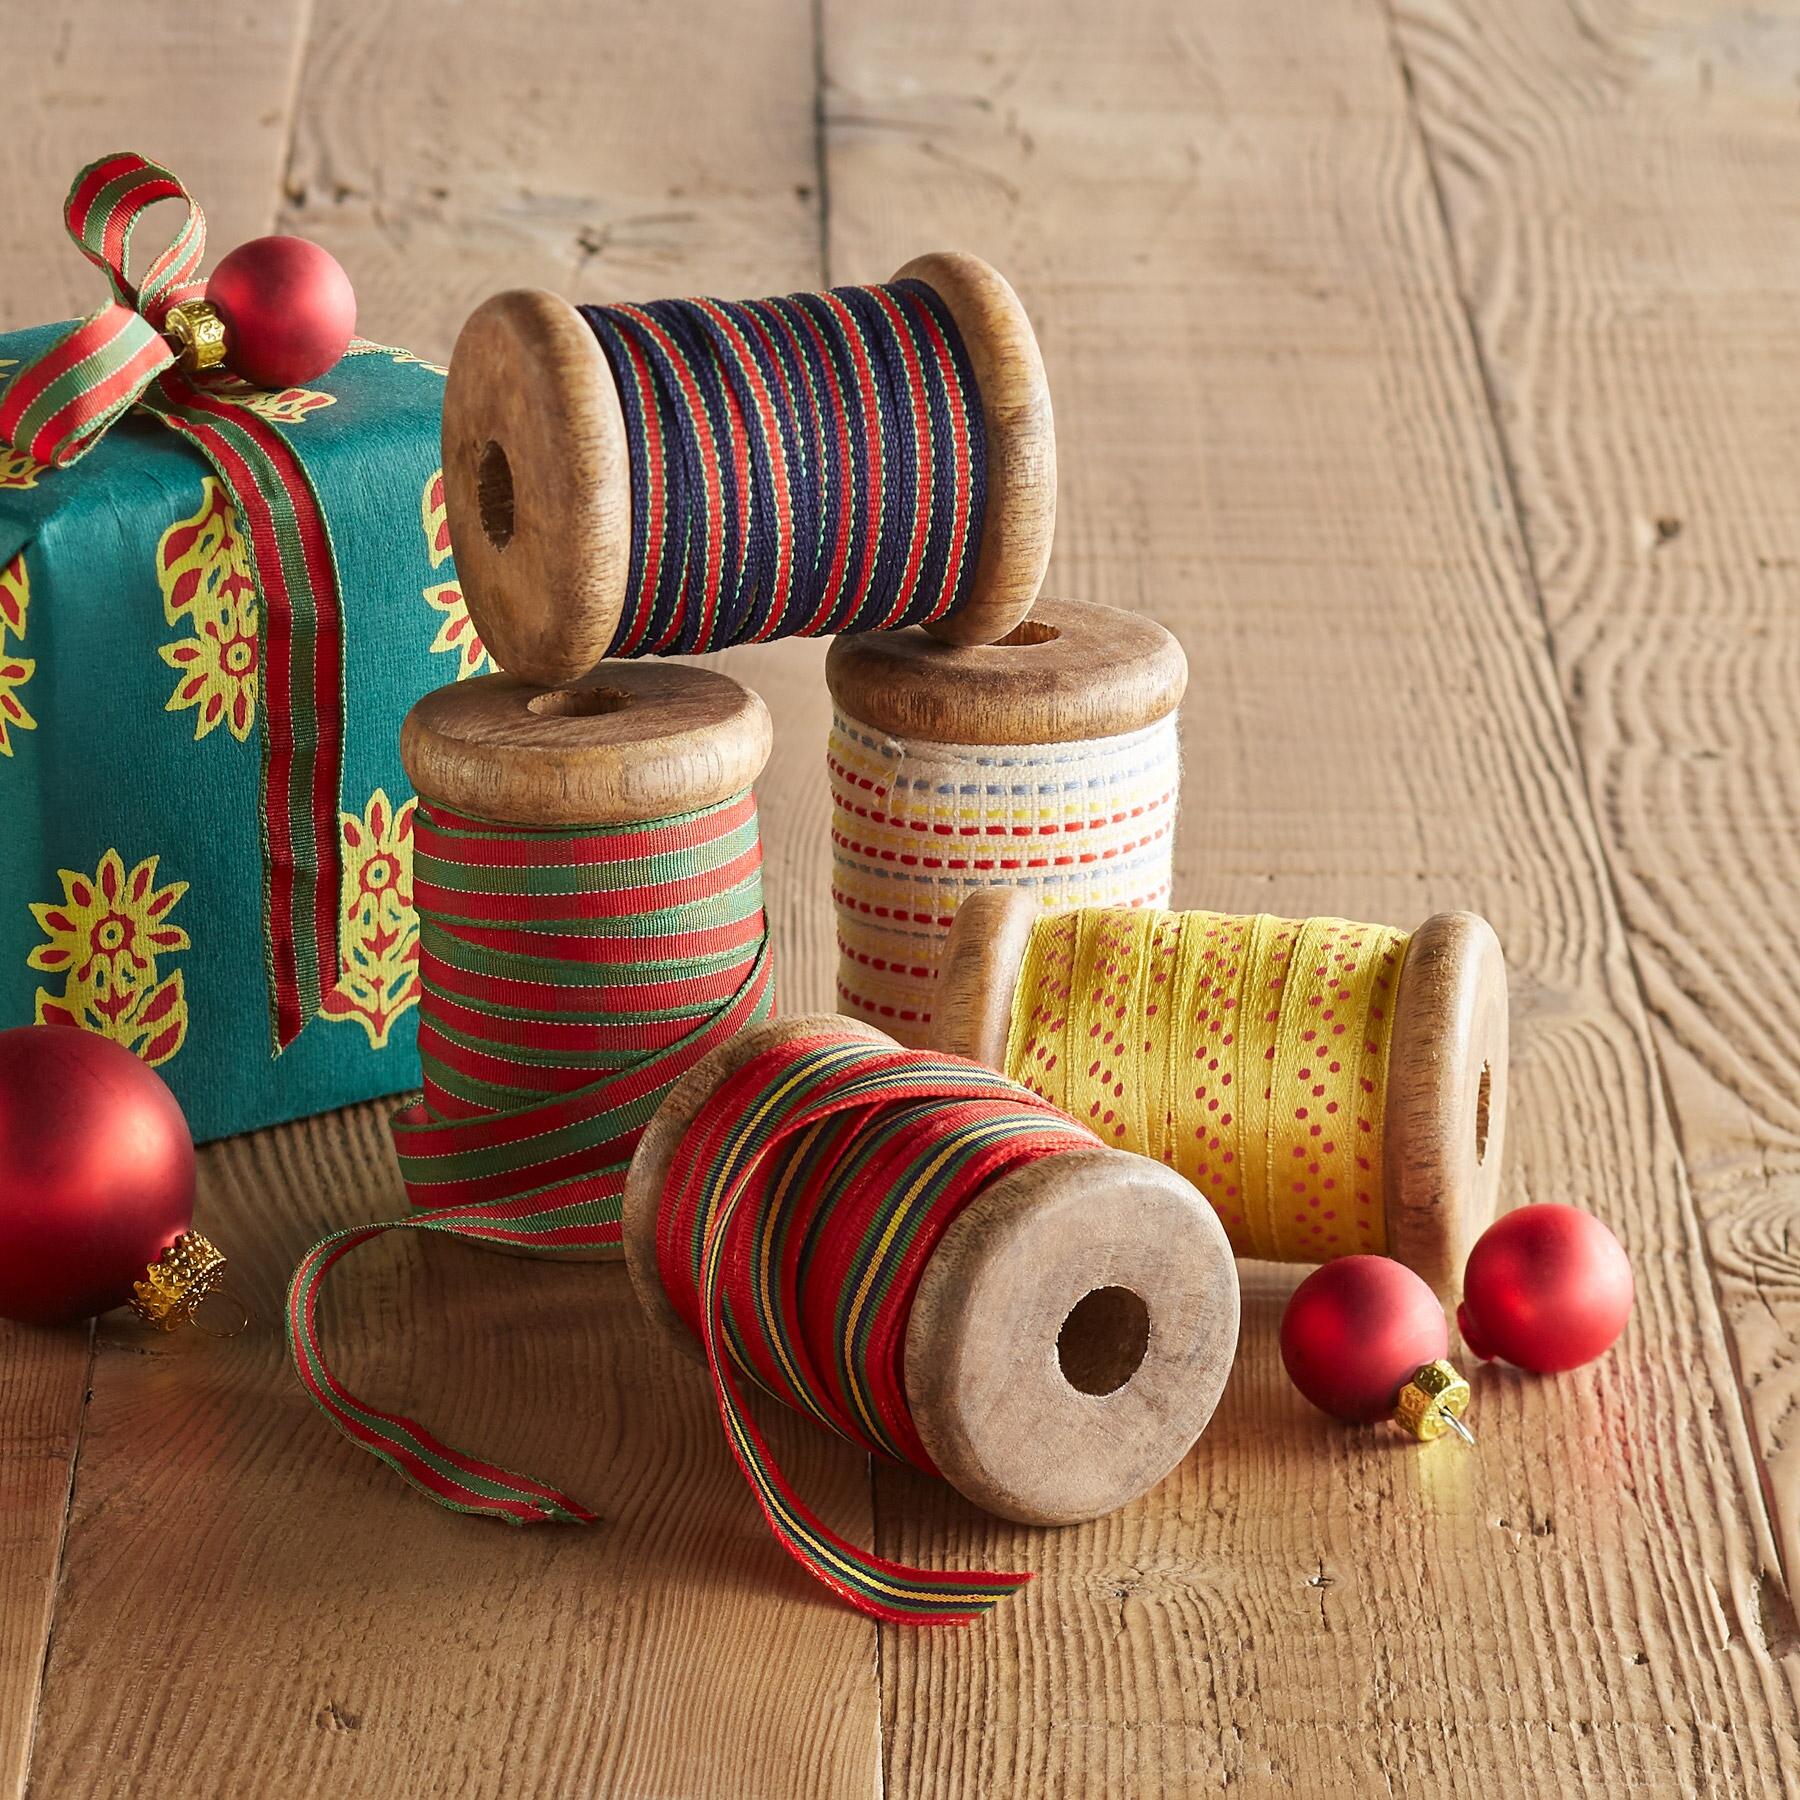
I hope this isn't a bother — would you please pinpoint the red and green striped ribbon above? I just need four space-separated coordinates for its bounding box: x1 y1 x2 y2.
0 151 205 465
654 1030 1100 1625
0 152 348 1048
286 793 774 1521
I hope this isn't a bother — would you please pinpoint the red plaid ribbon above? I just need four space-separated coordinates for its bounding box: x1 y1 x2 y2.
0 153 347 1048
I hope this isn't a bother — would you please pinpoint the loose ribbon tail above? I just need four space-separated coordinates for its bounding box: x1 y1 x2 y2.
285 1210 601 1524
285 793 777 1527
702 1312 1030 1626
284 959 776 1523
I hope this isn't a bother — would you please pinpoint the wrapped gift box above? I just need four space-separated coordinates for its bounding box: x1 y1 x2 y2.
0 327 484 1142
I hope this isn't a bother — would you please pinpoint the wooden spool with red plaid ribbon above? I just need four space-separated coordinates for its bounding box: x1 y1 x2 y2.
622 1013 1241 1529
395 664 775 1261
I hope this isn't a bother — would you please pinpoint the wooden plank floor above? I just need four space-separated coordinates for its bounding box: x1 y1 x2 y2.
4 1 1799 1793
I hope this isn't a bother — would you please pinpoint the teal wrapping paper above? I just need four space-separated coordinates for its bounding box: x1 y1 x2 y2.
0 330 485 1142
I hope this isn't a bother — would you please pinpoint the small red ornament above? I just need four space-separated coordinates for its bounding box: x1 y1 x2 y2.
204 235 356 388
1281 1256 1473 1441
1457 1203 1632 1373
0 1025 201 1326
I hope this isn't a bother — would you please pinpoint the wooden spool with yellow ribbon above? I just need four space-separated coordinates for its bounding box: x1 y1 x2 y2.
933 891 1509 1297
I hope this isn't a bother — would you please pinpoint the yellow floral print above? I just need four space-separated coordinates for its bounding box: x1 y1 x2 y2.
157 478 259 741
0 555 33 756
211 380 337 425
421 468 490 678
29 850 190 1066
153 374 331 744
321 788 419 1048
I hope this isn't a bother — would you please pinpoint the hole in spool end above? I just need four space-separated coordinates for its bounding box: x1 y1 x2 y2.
1057 1286 1150 1396
1474 1061 1492 1167
996 619 1061 648
527 686 632 720
478 439 516 549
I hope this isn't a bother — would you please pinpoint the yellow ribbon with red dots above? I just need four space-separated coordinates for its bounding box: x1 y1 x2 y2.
1003 907 1410 1261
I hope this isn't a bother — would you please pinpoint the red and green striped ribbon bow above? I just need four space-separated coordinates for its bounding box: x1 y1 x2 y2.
286 793 774 1520
655 1031 1100 1624
0 152 348 1048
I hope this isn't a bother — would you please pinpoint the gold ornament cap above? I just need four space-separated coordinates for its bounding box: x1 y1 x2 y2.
129 1230 229 1332
165 299 229 373
1394 1359 1475 1445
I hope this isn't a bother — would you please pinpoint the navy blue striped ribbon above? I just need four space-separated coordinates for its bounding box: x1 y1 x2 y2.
579 281 987 657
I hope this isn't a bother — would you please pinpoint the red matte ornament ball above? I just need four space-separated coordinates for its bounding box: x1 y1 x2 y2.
1280 1255 1448 1422
1457 1203 1632 1373
0 1025 196 1326
206 235 356 388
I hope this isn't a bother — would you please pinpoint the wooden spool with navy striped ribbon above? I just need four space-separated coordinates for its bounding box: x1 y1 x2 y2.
440 253 1056 685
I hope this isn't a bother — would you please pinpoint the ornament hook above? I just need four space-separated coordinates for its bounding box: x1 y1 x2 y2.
187 1285 252 1339
129 1230 244 1335
1395 1359 1476 1446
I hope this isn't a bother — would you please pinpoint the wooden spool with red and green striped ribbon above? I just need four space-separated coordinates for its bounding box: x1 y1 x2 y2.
284 664 776 1520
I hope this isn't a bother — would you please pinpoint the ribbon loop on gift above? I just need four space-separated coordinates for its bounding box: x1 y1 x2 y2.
0 153 209 469
66 151 207 316
0 152 349 1050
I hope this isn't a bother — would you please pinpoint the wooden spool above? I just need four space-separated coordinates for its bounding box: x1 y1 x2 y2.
399 661 772 1258
822 594 1187 748
442 252 1057 687
934 891 1510 1298
621 1015 1241 1528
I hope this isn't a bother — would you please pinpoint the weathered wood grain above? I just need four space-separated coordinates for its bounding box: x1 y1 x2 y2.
0 11 313 1793
0 7 310 330
1393 0 1800 1638
0 1319 86 1799
274 0 822 362
821 0 1800 1790
24 1102 880 1798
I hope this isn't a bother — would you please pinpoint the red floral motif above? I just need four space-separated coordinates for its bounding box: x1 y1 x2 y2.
211 380 338 425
